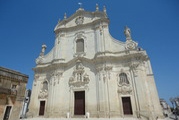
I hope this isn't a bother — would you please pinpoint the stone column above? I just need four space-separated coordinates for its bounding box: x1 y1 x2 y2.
96 66 106 117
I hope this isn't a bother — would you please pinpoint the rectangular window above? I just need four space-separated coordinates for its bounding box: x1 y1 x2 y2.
122 97 133 115
76 39 84 53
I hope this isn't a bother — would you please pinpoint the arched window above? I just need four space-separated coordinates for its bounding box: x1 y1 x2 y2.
76 39 84 53
42 81 48 91
119 73 129 84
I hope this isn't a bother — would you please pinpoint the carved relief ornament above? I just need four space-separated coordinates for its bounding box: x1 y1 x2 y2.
75 16 84 25
96 65 113 81
125 40 138 50
49 71 63 85
38 90 48 99
69 60 90 87
117 72 132 95
38 80 48 99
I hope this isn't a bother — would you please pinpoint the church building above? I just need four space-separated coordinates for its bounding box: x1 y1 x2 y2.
28 5 163 120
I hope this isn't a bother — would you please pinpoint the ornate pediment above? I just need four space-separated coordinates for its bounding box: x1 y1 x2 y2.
69 60 90 87
54 10 109 33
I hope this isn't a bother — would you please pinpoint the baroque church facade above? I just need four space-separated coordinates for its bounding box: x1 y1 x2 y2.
28 5 163 120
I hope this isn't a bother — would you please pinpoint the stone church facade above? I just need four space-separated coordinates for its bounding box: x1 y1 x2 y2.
28 6 163 120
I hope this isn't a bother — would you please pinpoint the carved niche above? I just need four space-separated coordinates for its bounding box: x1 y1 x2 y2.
69 60 90 87
38 79 48 99
117 72 132 94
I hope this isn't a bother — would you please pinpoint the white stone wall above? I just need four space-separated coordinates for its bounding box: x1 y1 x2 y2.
28 9 163 119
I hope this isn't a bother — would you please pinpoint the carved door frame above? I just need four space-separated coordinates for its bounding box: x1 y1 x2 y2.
119 95 135 117
69 87 89 117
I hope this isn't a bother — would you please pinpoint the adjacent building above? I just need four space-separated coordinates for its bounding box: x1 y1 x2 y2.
160 99 171 117
28 5 163 120
0 66 28 120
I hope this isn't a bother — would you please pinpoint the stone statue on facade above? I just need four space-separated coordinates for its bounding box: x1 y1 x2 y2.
40 44 47 56
124 26 132 40
35 44 47 64
124 26 138 50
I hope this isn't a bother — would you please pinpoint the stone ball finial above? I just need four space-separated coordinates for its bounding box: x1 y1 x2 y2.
64 13 67 19
103 6 106 14
96 4 99 11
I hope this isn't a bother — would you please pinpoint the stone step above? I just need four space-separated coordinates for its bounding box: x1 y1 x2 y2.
21 118 170 120
21 118 140 120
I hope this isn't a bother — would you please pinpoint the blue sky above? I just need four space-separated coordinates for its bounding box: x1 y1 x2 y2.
0 0 178 104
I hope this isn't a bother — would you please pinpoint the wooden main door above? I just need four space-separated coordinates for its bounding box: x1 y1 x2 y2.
74 91 85 115
39 101 45 116
3 106 12 120
122 97 133 115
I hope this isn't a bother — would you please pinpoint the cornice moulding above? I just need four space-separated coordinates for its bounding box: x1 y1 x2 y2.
33 50 148 72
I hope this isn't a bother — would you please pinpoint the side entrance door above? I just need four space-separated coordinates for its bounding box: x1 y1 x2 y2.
122 97 133 115
39 101 45 116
